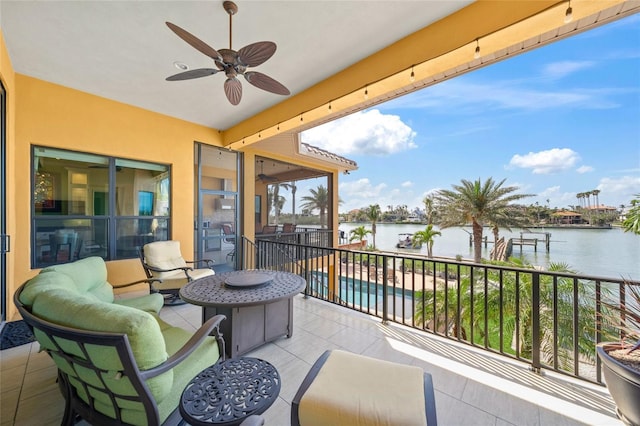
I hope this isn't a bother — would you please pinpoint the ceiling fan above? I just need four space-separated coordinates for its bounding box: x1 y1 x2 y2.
165 1 290 106
256 160 277 182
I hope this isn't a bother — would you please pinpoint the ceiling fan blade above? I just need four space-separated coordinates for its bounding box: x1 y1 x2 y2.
166 22 221 61
244 71 290 96
166 68 219 81
237 42 277 67
224 78 243 105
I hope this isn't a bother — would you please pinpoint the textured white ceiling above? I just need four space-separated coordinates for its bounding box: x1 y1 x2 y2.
0 0 472 130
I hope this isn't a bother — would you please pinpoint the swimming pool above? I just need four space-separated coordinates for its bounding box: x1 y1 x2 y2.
309 272 414 313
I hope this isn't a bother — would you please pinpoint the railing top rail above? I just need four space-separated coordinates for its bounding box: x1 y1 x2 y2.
250 239 638 286
334 247 639 286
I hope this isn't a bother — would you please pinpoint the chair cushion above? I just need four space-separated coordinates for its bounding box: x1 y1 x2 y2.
152 265 215 291
143 241 188 279
299 350 427 426
19 271 81 306
20 256 162 314
31 290 169 368
41 256 115 302
114 293 164 314
156 325 221 423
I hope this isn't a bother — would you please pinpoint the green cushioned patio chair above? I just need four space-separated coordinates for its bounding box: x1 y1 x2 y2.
14 282 226 426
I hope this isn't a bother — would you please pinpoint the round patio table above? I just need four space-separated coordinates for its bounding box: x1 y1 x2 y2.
180 357 281 426
180 269 306 358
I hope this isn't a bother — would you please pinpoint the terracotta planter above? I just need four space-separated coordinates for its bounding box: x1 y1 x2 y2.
597 344 640 426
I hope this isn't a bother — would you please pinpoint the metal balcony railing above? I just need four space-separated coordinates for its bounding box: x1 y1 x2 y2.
255 226 332 247
240 237 639 385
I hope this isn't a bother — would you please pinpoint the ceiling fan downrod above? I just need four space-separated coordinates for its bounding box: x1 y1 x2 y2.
223 1 237 50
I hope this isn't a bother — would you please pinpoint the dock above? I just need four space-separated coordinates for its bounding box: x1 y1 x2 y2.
510 231 551 253
465 230 552 253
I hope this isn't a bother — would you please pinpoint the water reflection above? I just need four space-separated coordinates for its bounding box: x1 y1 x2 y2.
338 223 639 280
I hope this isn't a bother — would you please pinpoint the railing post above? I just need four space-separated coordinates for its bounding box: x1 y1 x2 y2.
530 272 542 374
382 255 389 324
304 246 310 299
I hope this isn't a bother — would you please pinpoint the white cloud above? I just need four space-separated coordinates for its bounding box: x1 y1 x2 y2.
542 61 595 79
576 165 594 174
597 176 640 204
533 186 577 208
301 109 417 156
401 181 413 188
338 178 428 212
528 176 640 210
339 178 387 212
509 148 580 174
539 186 561 198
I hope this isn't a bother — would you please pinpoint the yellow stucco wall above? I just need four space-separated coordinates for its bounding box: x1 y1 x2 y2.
5 69 224 318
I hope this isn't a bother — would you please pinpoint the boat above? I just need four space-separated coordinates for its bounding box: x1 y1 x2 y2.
396 233 422 249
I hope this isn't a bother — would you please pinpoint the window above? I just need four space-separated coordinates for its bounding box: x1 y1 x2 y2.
32 146 170 267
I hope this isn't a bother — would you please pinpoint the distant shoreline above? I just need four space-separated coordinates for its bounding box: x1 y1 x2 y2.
341 221 617 230
524 225 614 230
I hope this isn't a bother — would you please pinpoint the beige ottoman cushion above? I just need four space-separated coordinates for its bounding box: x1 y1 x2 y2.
298 350 427 426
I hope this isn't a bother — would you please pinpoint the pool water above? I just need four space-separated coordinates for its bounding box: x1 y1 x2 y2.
310 272 413 311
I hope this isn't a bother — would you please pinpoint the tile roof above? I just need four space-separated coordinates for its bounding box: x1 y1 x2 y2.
300 142 358 170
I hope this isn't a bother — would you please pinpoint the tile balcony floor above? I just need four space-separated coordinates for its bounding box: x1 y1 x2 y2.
2 294 623 426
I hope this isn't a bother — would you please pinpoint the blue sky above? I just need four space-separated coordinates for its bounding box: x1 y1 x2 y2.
300 13 639 214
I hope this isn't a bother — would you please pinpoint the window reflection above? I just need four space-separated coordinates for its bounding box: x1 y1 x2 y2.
32 147 171 267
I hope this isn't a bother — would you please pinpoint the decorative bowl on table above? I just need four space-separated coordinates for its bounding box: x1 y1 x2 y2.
224 272 273 288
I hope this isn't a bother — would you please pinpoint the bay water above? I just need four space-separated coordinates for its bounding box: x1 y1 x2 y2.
339 223 640 281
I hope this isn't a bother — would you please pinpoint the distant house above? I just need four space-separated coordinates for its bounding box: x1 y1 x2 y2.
551 210 583 225
406 215 421 223
585 204 619 214
619 206 632 222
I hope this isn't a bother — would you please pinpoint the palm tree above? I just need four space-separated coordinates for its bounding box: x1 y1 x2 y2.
435 177 533 263
412 224 441 258
366 204 381 248
414 259 598 369
349 225 371 249
300 185 329 228
270 182 291 225
290 181 297 224
423 195 435 225
622 194 640 235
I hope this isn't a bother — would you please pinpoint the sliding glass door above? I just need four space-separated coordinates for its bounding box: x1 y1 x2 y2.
194 144 239 273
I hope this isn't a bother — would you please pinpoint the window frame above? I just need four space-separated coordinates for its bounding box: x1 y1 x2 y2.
31 146 171 267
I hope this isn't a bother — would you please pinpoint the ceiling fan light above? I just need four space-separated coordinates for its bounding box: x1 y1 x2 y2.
173 61 189 71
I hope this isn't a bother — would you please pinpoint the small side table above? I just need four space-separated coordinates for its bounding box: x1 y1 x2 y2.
180 357 281 426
